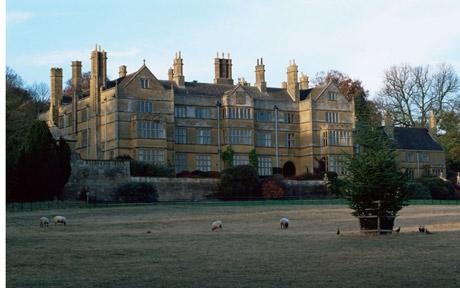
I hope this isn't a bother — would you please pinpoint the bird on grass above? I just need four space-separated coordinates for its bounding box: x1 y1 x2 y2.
394 226 401 233
336 228 340 235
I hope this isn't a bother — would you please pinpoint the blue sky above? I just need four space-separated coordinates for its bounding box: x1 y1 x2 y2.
6 0 460 97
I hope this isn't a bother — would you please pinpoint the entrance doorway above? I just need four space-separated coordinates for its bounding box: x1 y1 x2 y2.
283 161 296 177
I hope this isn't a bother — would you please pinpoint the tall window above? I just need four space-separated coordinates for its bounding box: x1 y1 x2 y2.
226 107 252 119
325 112 339 123
80 129 88 148
256 132 271 147
138 149 165 163
258 156 272 176
286 133 295 148
405 152 415 162
328 155 344 175
196 155 211 171
174 106 187 118
140 78 149 89
137 121 165 139
255 110 273 122
195 107 211 119
197 128 211 144
406 168 415 179
418 152 429 162
284 112 295 123
175 153 187 173
175 127 187 144
234 155 249 166
228 128 252 145
328 91 337 101
138 100 153 113
80 108 88 122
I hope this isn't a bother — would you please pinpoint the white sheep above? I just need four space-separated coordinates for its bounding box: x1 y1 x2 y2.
53 216 67 226
280 218 289 229
211 220 223 231
40 217 49 228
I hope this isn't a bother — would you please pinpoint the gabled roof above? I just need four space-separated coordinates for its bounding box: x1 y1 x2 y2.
391 127 443 151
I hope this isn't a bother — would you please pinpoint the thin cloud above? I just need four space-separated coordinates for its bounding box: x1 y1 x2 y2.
7 11 33 24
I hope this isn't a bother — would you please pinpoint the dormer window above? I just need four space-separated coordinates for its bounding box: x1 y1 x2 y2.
140 78 150 89
328 91 337 101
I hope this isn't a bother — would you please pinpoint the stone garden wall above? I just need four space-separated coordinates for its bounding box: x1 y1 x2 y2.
64 160 329 202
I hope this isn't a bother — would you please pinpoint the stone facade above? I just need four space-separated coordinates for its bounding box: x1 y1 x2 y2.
42 45 357 177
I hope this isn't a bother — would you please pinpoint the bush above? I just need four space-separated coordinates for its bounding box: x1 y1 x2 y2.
176 170 221 178
261 179 284 199
419 177 457 200
407 182 432 199
217 165 261 200
115 182 158 203
290 172 322 180
130 161 174 177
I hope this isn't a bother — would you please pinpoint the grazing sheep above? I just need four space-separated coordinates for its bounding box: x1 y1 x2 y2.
211 220 223 231
280 218 289 229
40 217 49 228
53 216 66 226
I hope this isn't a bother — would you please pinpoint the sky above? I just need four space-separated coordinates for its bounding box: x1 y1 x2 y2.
5 0 460 98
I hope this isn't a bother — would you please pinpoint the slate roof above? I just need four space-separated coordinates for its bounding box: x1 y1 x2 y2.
300 88 313 100
392 127 443 151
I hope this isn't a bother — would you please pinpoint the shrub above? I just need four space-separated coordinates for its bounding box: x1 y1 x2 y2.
261 179 284 199
130 161 174 177
407 182 432 199
176 170 195 178
419 177 457 200
217 165 261 200
290 172 322 180
115 182 158 203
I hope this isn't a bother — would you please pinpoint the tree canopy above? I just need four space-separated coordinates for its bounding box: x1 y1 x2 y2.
377 63 459 127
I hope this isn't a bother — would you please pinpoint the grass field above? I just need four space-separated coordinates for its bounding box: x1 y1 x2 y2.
6 203 460 288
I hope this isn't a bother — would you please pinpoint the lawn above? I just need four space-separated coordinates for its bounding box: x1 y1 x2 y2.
6 203 460 288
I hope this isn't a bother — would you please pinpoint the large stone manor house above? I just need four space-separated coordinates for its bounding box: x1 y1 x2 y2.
42 45 444 178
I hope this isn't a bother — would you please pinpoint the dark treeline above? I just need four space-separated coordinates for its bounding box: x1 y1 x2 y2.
6 67 71 202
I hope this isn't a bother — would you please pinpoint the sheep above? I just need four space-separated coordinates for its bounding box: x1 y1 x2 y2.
53 216 67 226
39 217 49 228
280 218 289 229
211 220 223 231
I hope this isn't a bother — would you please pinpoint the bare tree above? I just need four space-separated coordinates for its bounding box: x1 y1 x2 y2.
377 63 459 127
28 82 50 103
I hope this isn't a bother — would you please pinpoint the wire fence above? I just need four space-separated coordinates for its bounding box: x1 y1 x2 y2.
6 198 460 213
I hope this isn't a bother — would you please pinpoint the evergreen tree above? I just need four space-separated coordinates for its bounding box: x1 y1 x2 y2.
11 121 70 201
341 94 409 230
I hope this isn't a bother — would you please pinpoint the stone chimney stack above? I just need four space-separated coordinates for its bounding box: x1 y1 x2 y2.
173 51 185 87
384 113 394 139
50 67 63 125
255 58 266 92
287 60 299 101
168 67 174 81
299 72 309 90
71 61 82 95
119 65 127 78
90 44 107 113
281 81 287 89
214 52 233 85
429 111 437 136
